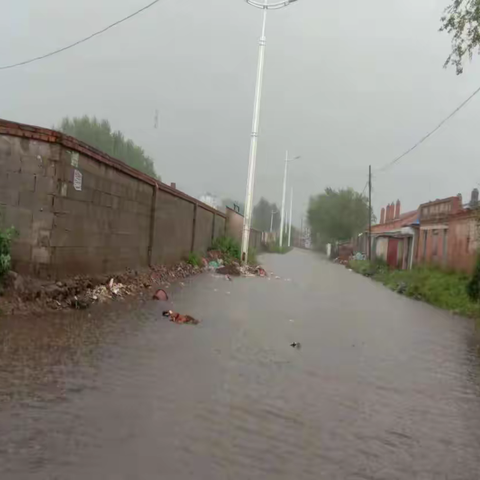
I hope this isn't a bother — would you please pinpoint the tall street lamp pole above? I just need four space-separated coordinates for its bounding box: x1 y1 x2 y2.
241 0 300 263
288 186 294 247
279 151 300 248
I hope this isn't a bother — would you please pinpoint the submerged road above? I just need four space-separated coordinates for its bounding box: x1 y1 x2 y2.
2 249 480 479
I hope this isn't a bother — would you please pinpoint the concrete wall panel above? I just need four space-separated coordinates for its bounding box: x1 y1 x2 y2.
194 206 214 254
151 189 195 265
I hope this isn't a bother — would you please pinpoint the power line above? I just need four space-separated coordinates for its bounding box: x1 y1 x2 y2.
377 83 480 173
360 180 368 196
0 0 162 71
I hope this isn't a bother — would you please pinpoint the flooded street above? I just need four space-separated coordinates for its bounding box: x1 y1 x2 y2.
2 249 480 479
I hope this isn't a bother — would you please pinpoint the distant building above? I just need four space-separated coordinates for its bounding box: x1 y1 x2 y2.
199 193 220 210
417 192 478 273
367 189 480 273
370 200 419 270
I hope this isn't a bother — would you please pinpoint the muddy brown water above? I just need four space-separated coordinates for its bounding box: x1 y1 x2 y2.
2 249 480 479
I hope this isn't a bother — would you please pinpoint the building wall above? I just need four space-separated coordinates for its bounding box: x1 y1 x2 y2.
374 237 388 261
0 119 226 278
447 214 477 273
225 207 263 253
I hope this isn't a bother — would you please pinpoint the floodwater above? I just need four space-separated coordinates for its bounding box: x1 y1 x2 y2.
2 249 480 479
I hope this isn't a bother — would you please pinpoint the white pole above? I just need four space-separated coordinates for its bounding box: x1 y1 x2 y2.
270 210 274 232
279 150 288 248
288 187 293 247
241 4 268 264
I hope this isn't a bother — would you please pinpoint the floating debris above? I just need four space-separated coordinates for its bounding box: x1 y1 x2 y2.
162 310 200 325
290 342 302 349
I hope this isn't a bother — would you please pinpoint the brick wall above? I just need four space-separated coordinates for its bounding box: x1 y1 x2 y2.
0 119 226 279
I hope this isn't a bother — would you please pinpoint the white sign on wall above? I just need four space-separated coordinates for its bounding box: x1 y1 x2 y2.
73 169 82 191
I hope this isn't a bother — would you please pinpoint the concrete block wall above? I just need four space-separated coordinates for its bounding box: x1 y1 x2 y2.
194 206 214 254
151 189 194 265
0 135 60 276
50 149 153 277
213 215 225 241
0 119 227 279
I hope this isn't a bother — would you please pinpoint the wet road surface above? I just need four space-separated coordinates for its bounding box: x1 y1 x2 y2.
2 249 480 479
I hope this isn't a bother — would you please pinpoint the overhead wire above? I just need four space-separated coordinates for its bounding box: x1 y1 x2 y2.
0 0 162 71
376 83 480 173
360 180 368 196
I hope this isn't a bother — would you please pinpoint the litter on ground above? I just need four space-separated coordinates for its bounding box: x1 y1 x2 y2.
152 289 169 301
163 310 200 325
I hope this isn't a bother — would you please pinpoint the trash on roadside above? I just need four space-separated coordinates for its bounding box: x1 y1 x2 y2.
107 277 126 296
290 342 302 349
217 265 241 276
226 275 232 281
255 266 267 277
163 310 200 325
152 289 169 301
209 261 220 270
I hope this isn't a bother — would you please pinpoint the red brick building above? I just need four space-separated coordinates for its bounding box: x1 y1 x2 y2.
417 192 478 273
371 200 419 269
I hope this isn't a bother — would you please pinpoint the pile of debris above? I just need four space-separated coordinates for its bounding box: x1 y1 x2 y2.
0 260 203 316
0 251 269 316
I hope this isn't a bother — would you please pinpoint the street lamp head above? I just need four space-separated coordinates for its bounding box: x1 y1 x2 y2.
245 0 299 10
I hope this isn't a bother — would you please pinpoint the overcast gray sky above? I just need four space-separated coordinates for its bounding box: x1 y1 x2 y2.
2 0 480 224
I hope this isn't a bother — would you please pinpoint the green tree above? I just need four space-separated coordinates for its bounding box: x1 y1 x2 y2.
440 0 480 74
252 197 280 232
58 116 159 179
307 187 373 247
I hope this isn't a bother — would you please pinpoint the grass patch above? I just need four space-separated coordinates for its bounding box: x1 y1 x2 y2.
210 236 241 265
186 252 202 268
349 260 480 319
0 227 18 280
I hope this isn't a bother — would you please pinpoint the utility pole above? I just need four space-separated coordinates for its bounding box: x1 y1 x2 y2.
279 151 288 248
288 187 293 247
240 0 300 264
279 151 300 248
368 165 372 261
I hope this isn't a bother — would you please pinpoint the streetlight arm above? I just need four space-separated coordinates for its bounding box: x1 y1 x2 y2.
246 0 298 10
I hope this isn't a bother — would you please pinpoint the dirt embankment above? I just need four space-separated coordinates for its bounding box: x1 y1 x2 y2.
0 263 201 317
